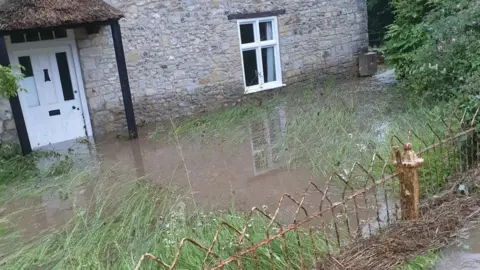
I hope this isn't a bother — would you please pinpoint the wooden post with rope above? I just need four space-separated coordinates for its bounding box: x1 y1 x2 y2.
394 143 424 220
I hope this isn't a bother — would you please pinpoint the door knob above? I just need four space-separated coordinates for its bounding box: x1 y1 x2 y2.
72 106 76 110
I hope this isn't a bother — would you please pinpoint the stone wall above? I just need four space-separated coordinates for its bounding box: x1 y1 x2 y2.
0 98 17 142
75 0 368 135
0 0 366 139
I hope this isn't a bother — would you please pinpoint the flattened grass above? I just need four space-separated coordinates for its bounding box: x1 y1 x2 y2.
1 167 326 269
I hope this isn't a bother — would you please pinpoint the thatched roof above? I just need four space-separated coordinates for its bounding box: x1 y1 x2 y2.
0 0 123 32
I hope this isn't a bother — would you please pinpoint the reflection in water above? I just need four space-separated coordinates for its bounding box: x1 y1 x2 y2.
41 187 91 230
250 105 287 176
1 183 94 243
360 187 398 236
131 139 146 178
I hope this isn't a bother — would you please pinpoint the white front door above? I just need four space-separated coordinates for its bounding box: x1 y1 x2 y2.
13 46 86 148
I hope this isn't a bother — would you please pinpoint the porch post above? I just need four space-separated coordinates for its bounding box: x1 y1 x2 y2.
110 20 138 139
0 36 32 154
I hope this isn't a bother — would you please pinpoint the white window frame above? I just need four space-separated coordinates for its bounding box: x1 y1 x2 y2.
237 17 283 94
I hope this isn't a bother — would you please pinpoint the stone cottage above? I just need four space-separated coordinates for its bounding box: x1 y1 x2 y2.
0 0 368 153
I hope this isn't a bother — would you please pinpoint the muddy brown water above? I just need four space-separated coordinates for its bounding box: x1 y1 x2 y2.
2 70 405 256
435 225 480 270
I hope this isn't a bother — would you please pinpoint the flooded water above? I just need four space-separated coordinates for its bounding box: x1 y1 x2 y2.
1 70 402 247
435 225 480 270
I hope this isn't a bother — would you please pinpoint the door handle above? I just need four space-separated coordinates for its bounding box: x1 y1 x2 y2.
72 106 76 110
43 69 51 82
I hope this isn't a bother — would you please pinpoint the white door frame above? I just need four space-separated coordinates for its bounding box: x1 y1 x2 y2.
5 29 93 139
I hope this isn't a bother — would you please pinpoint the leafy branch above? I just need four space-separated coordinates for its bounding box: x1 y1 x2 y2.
0 65 25 98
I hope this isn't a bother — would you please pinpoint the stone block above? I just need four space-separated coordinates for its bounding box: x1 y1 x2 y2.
145 88 159 96
174 70 186 80
126 51 141 63
81 58 97 70
4 120 15 131
105 101 121 110
88 96 106 112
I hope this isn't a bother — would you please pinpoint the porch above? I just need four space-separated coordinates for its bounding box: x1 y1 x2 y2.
0 0 137 154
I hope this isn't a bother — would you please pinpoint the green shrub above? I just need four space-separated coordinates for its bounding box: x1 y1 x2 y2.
384 0 480 124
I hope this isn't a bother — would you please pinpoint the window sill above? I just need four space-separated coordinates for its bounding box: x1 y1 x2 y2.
244 83 286 94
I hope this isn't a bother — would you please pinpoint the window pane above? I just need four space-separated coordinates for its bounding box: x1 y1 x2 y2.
243 50 259 86
262 47 276 83
240 24 255 44
39 29 54 40
260 21 273 41
55 52 75 101
54 28 67 39
18 56 40 107
10 33 25 43
25 30 40 42
18 56 34 77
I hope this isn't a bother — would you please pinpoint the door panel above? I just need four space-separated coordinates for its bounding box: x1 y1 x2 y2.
31 53 58 105
16 46 86 148
55 52 75 101
18 56 41 107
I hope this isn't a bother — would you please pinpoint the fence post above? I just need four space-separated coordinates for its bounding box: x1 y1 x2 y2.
394 143 424 220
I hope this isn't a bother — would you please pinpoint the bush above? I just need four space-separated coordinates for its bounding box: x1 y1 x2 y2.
384 0 480 120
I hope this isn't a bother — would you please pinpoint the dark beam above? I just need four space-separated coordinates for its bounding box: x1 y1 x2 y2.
0 20 117 36
85 25 101 35
227 9 286 20
0 36 32 154
110 20 137 139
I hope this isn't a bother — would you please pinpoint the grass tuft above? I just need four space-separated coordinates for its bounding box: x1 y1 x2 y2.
402 250 439 270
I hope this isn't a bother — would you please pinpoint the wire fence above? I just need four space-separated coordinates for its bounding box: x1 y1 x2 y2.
135 108 479 270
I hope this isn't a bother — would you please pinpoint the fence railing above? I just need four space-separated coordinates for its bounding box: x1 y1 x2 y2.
135 109 479 270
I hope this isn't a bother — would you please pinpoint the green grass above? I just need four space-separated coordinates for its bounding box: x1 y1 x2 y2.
174 105 259 137
0 166 326 269
0 143 39 185
171 97 280 146
401 251 439 270
0 142 77 201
